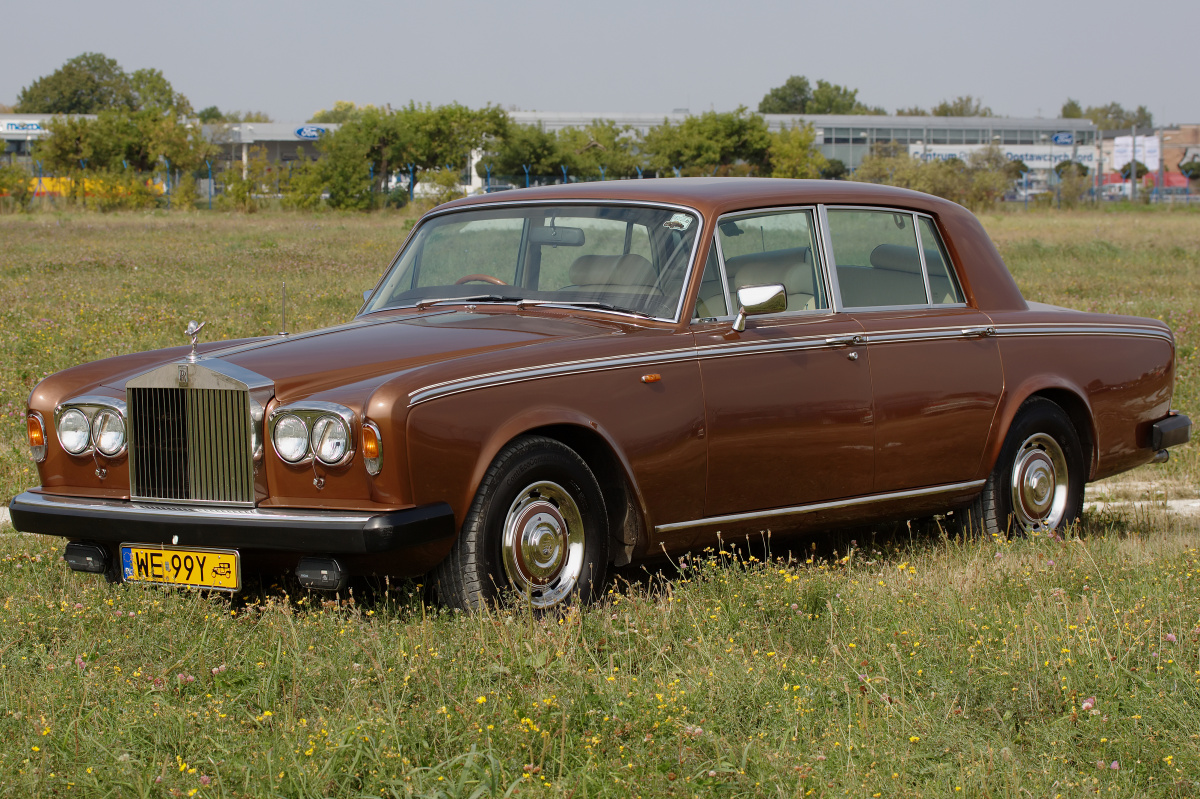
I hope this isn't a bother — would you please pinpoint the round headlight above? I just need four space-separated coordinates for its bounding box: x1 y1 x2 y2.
273 414 309 463
91 409 126 456
59 409 91 455
311 415 350 465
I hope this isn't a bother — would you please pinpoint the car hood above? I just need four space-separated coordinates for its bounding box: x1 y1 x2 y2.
108 309 619 401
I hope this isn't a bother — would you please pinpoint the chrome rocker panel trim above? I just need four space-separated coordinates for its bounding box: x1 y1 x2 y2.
654 479 987 534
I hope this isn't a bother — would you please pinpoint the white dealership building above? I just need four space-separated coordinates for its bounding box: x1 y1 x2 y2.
510 111 1101 175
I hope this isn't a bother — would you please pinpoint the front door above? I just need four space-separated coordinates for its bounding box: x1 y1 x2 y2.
693 208 875 518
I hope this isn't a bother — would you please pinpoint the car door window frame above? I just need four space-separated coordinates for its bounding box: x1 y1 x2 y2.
818 204 968 313
700 205 832 322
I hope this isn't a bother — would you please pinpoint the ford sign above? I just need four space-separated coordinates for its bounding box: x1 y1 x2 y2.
295 126 326 140
1052 132 1074 146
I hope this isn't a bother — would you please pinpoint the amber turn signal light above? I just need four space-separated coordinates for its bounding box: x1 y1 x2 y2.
27 413 47 463
362 424 380 459
640 374 661 384
27 415 45 447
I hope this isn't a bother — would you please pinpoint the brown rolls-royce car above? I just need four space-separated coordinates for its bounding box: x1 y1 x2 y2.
10 179 1191 609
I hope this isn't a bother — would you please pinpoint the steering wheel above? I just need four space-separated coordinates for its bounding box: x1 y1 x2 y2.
455 274 509 286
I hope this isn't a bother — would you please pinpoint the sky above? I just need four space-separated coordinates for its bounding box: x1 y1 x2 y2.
4 0 1199 125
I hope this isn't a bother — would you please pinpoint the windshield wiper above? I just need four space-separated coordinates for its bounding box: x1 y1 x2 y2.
525 300 652 318
413 295 524 310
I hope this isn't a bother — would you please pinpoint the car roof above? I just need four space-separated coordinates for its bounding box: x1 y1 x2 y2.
443 177 962 219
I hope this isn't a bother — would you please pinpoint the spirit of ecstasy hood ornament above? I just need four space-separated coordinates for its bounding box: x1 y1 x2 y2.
185 320 206 361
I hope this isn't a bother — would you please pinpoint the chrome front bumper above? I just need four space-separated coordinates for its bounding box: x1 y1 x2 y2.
7 491 455 555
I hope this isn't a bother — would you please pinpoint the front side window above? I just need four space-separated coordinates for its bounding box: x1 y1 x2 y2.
362 204 700 320
693 242 728 319
826 209 930 308
716 209 826 313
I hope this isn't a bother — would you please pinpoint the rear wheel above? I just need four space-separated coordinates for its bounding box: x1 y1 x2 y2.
433 436 608 611
961 397 1085 538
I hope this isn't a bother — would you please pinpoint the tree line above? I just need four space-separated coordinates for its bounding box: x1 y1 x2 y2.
1 55 1165 213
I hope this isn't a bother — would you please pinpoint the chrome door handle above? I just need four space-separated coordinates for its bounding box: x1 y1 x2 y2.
961 326 995 338
826 334 864 346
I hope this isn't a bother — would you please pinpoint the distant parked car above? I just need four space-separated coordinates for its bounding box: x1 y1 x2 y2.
11 179 1191 609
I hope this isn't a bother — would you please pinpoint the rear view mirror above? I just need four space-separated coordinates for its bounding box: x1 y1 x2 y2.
528 225 585 247
732 283 786 332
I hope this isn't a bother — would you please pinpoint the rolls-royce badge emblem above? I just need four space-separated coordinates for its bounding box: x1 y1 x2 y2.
185 320 206 362
178 365 189 385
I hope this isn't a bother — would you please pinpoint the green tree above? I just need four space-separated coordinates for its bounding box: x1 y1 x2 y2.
808 80 875 114
0 163 33 210
820 158 847 180
758 76 812 114
931 95 992 117
1085 102 1153 130
476 123 559 181
221 110 273 123
895 106 929 116
316 103 509 208
641 107 771 174
554 120 642 180
1006 159 1030 178
309 101 376 123
1120 159 1149 180
853 153 971 206
1054 160 1088 178
197 106 224 123
769 122 827 178
37 111 211 174
219 145 272 213
15 52 134 113
1180 160 1200 180
281 158 326 211
129 68 191 115
16 53 193 117
965 145 1013 209
1061 98 1083 118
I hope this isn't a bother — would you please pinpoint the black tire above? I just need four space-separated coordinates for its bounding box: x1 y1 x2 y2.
960 397 1085 538
432 436 609 611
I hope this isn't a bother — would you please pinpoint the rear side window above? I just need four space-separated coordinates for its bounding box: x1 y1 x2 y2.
918 217 964 304
826 209 928 308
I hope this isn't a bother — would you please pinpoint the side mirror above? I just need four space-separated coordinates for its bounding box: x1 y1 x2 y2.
732 284 786 332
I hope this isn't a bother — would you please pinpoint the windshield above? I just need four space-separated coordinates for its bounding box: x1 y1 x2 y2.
361 204 701 320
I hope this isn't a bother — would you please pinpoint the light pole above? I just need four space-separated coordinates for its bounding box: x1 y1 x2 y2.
1040 133 1050 195
242 125 255 180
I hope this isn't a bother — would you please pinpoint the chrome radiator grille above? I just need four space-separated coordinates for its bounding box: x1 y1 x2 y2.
128 387 255 504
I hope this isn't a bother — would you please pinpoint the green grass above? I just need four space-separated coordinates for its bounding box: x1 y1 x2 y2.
0 207 1198 796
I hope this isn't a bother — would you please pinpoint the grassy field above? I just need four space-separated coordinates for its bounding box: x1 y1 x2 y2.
0 206 1198 796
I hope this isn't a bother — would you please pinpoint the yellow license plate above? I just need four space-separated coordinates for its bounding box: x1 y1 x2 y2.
120 544 240 591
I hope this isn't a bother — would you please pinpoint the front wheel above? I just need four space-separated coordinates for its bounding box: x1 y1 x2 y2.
433 436 608 611
961 397 1085 538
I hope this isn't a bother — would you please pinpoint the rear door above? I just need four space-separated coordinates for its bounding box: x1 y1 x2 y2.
822 207 1003 492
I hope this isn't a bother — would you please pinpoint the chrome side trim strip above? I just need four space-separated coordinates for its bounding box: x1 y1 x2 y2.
653 479 987 534
15 490 380 525
407 322 1173 406
409 347 699 405
991 323 1173 342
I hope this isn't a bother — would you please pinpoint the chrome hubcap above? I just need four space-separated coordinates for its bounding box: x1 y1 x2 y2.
501 481 584 607
1010 432 1069 532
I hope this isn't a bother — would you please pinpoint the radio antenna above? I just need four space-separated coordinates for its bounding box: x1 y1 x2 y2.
280 281 288 336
